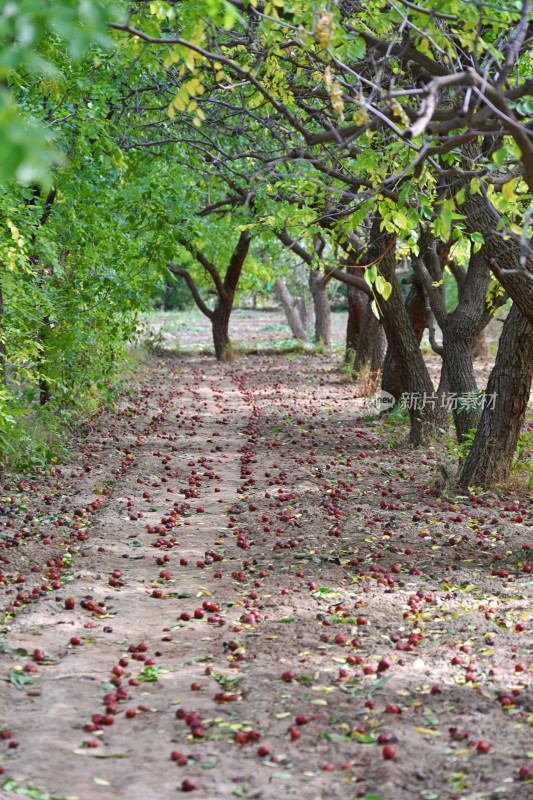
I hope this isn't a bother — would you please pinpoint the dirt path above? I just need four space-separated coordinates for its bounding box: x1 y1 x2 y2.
1 354 533 800
145 308 350 353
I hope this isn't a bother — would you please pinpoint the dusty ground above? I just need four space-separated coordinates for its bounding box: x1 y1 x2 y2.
1 347 533 800
143 308 349 352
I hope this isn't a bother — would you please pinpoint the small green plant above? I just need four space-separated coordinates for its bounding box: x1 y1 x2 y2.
456 390 485 416
437 426 476 473
262 322 290 333
382 401 409 426
457 428 477 462
142 327 168 356
311 338 329 356
340 348 356 382
512 428 533 487
377 403 409 448
243 339 307 356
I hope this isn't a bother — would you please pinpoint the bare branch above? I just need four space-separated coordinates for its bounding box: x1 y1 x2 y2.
321 265 373 296
177 238 228 300
166 263 214 319
496 0 531 87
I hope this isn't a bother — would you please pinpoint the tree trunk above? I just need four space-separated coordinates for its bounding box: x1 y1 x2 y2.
345 279 366 361
273 278 309 342
210 229 250 361
460 304 533 486
211 299 233 361
382 281 427 401
438 249 491 441
448 255 486 358
374 221 444 445
298 296 309 330
471 330 487 359
354 299 386 380
438 335 476 438
309 270 331 347
370 321 387 376
450 150 533 325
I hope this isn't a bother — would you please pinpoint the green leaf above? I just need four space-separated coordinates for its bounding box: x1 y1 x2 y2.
364 265 377 287
470 177 481 194
381 279 392 301
346 36 366 60
4 667 33 690
358 795 390 800
367 673 394 693
137 665 169 681
1 780 54 799
375 275 385 295
492 146 509 167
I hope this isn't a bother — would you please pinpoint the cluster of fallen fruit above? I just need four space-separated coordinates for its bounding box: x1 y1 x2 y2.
1 356 533 798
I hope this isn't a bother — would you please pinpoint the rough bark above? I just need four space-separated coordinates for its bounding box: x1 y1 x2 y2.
309 269 331 346
345 276 367 360
449 257 486 358
273 278 309 342
354 299 386 378
412 235 497 441
438 249 492 441
212 230 250 360
211 300 232 361
452 152 533 325
415 231 508 442
373 220 444 445
460 304 533 486
471 331 487 359
297 296 309 330
382 281 427 401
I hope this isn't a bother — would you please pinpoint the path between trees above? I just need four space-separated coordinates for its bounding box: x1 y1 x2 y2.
1 354 533 800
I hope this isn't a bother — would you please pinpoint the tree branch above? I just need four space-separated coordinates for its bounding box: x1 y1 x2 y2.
177 238 228 301
275 229 315 266
224 230 251 294
411 234 448 328
166 263 214 319
321 265 373 296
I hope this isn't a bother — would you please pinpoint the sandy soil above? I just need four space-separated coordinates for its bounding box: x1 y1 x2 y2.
1 351 533 800
144 308 349 352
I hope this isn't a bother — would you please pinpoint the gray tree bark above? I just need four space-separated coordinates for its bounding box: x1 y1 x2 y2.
273 278 309 342
309 270 331 347
460 304 533 486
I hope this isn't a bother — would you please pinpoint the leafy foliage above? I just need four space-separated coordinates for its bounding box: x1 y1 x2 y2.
1 0 533 473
